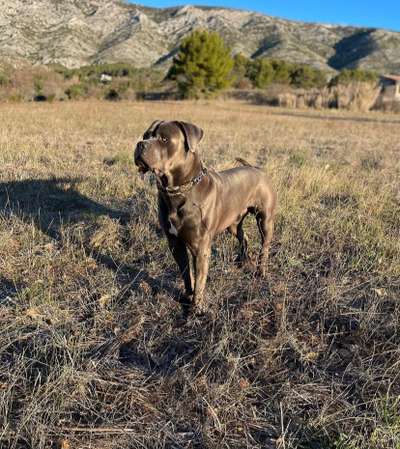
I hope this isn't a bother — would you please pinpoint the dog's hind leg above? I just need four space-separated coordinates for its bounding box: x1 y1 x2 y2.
228 216 249 263
191 238 212 310
255 210 274 277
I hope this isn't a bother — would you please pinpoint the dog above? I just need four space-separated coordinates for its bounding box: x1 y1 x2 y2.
134 120 277 310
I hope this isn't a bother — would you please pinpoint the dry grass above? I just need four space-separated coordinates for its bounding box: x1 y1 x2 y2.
0 100 400 449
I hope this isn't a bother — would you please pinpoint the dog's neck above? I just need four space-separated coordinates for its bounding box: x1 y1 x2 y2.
169 153 203 188
157 154 207 201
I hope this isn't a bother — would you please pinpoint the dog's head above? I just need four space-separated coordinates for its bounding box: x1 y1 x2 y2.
134 120 204 185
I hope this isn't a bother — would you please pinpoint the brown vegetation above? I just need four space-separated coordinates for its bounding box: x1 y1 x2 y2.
0 101 399 449
231 82 382 113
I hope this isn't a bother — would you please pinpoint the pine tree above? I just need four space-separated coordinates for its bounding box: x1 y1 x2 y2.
168 30 234 99
248 59 274 88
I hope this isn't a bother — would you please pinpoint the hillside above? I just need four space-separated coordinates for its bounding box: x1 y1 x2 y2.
1 0 400 72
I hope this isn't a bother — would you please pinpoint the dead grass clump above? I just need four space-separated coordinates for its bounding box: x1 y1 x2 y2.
332 81 381 112
245 82 382 113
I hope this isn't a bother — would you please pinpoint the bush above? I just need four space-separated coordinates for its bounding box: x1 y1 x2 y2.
33 75 44 96
290 65 327 89
168 29 234 99
33 93 56 103
65 84 89 100
330 69 378 87
104 88 120 101
33 94 47 102
0 72 10 86
7 93 24 103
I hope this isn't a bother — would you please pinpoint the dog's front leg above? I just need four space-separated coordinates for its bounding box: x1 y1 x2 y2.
158 195 193 301
166 235 194 300
192 238 211 309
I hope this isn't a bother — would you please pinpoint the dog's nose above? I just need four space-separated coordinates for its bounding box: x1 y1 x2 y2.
134 141 147 162
136 141 147 153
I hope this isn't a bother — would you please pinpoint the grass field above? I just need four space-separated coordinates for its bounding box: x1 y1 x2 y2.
0 100 400 449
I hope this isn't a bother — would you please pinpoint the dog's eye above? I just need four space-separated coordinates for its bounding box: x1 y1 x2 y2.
160 136 168 143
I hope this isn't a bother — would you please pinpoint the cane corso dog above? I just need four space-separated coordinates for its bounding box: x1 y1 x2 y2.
134 120 277 311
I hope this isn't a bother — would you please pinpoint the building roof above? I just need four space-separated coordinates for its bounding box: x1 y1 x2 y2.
382 74 400 82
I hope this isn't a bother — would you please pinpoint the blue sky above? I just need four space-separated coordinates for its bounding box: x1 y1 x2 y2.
133 0 400 31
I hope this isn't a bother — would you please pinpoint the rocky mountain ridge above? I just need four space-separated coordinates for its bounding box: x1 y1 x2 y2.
1 0 399 72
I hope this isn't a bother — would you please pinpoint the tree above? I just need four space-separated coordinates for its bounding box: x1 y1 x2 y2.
232 53 251 87
271 59 292 84
168 30 234 99
290 65 326 89
245 59 275 89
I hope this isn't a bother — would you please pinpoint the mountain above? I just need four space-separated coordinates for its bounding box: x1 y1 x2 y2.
1 0 399 73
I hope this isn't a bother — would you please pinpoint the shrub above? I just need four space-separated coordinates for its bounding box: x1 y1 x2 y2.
290 65 327 89
33 75 44 96
31 93 57 103
7 93 24 102
331 81 381 111
65 84 89 100
33 94 47 102
104 88 120 101
330 69 378 87
0 72 10 86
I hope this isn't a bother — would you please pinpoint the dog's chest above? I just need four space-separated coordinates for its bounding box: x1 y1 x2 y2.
168 215 179 236
166 198 198 239
168 205 186 236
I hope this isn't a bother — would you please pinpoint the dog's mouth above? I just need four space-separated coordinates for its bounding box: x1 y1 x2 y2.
135 157 151 177
136 159 167 184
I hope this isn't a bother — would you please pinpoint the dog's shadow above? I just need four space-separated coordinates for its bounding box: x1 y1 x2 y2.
0 275 18 304
0 177 265 380
0 177 182 301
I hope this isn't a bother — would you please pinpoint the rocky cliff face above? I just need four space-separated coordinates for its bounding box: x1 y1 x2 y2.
1 0 399 72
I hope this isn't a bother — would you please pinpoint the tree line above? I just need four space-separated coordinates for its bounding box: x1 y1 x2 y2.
169 30 378 98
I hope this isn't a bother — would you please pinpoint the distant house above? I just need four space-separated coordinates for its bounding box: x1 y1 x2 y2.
100 73 112 84
380 74 400 101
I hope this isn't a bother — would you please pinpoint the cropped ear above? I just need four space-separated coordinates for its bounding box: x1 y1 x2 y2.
143 120 163 139
175 121 204 152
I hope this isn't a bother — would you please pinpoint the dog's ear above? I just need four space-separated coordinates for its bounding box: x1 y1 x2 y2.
175 121 204 152
143 120 163 139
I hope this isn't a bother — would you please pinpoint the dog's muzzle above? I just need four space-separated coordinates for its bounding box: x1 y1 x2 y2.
134 141 150 173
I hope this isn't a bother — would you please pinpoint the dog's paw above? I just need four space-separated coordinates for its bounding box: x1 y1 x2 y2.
237 258 255 275
176 304 209 327
180 293 193 307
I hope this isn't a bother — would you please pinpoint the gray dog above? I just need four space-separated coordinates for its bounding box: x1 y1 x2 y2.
134 120 277 310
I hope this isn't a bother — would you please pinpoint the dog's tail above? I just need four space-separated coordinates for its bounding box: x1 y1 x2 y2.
235 157 253 167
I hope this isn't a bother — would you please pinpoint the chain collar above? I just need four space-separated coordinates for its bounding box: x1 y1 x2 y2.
159 165 208 196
